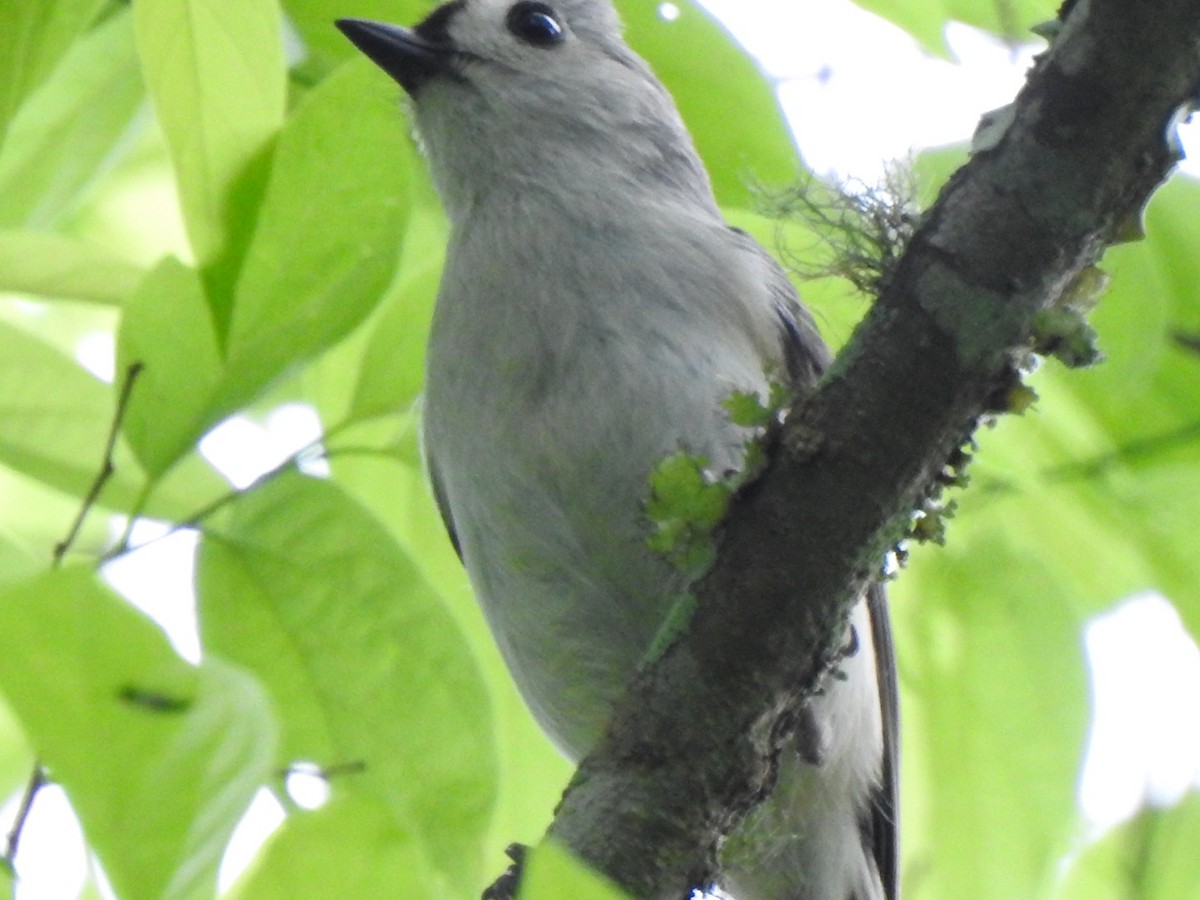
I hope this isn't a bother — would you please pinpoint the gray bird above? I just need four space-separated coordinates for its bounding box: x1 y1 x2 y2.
337 3 897 897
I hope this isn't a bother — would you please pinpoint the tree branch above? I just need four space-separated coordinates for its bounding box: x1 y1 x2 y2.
542 0 1200 895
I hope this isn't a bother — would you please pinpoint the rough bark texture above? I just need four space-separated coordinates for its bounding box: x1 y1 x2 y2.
543 0 1200 896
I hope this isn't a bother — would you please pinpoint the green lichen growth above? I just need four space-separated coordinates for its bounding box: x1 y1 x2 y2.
722 380 788 430
647 376 788 579
937 445 974 490
1031 307 1104 368
723 377 789 475
909 499 958 546
643 591 698 665
1030 19 1062 41
1057 264 1109 312
1005 382 1040 415
1111 208 1148 244
645 451 732 579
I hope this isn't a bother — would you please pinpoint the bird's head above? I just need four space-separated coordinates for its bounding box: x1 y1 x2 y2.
337 0 712 219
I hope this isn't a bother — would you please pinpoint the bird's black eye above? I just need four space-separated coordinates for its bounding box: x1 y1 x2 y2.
506 2 566 47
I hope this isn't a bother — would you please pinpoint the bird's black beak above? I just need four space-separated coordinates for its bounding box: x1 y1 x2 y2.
335 18 455 95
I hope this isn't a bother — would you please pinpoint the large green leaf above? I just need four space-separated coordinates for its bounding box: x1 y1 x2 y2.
227 796 440 899
347 199 445 422
282 0 432 71
619 0 803 205
0 690 32 809
216 57 412 416
0 6 143 228
0 566 276 900
1061 794 1200 900
0 229 144 305
295 164 441 432
895 538 1088 900
519 842 629 900
326 448 574 873
133 0 286 269
0 0 105 142
196 472 496 893
850 0 1057 56
0 462 109 582
117 256 223 477
0 321 140 506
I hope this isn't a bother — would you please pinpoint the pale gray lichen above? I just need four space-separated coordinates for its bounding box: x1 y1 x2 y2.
971 105 1017 155
758 164 920 298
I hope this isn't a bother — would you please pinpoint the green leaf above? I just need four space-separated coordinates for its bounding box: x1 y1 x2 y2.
0 321 132 504
196 472 496 892
849 0 1058 57
282 0 433 72
218 57 412 415
227 796 440 899
0 566 277 900
1061 793 1200 900
0 0 105 142
116 256 223 477
297 173 442 431
0 529 41 593
0 6 143 228
348 199 445 421
0 691 32 808
0 229 144 304
518 842 630 900
133 0 286 267
895 537 1088 900
1058 179 1200 634
0 317 229 528
619 0 803 206
0 464 92 583
325 451 575 874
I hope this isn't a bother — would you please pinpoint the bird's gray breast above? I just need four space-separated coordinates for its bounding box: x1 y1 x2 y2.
423 195 779 756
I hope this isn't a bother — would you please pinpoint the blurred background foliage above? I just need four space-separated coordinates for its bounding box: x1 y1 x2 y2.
0 0 1197 897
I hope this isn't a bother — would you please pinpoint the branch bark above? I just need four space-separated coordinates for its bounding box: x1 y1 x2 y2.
543 0 1200 896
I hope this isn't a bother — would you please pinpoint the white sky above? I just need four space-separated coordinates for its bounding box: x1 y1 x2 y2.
18 1 1200 897
700 0 1200 180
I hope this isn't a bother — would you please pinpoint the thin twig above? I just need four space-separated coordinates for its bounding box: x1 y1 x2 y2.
3 766 46 870
52 362 144 566
99 420 407 564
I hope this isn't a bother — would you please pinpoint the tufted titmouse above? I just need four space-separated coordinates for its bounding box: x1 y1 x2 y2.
338 3 897 897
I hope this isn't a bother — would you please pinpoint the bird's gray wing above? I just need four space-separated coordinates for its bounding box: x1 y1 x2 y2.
428 455 463 561
727 226 832 388
732 226 899 899
866 580 899 900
